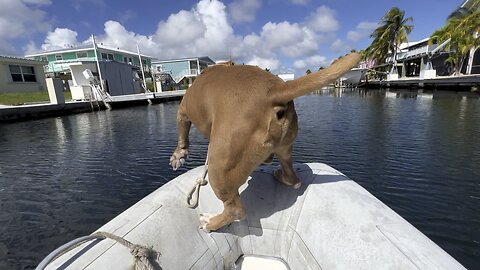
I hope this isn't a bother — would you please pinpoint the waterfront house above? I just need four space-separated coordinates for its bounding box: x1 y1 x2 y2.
365 0 479 84
25 44 155 76
0 56 47 93
152 56 215 89
394 39 479 79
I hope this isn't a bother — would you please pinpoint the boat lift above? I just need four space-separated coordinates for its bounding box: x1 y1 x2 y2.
82 69 112 110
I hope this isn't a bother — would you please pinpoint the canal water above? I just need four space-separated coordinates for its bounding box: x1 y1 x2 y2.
0 89 479 269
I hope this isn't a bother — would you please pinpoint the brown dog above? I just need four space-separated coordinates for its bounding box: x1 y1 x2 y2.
170 53 361 232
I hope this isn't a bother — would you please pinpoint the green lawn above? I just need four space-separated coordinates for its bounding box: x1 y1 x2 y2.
0 91 72 106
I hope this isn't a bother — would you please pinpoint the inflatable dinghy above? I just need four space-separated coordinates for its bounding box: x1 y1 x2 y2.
37 163 465 269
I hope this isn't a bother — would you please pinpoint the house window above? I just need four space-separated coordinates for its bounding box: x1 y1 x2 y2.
102 53 114 60
40 56 47 62
9 65 37 83
123 57 128 63
77 52 88 58
55 54 63 61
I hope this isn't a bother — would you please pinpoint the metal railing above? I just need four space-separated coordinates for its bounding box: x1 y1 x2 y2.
173 69 199 83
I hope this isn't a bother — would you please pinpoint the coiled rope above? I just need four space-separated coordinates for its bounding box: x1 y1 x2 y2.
36 231 161 270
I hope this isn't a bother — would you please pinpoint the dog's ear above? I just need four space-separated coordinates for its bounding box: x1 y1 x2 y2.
269 53 361 103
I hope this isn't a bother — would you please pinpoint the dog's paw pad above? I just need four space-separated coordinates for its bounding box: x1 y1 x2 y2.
169 149 188 171
169 157 185 171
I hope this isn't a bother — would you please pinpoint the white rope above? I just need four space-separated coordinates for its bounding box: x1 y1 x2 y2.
92 232 160 270
186 147 209 208
36 231 161 270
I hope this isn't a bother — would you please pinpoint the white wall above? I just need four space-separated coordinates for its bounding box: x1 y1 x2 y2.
0 60 47 93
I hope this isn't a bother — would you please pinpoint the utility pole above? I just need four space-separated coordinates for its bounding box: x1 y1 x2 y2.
91 35 105 92
137 44 147 91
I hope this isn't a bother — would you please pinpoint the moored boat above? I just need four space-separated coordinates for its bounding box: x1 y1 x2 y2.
339 68 366 86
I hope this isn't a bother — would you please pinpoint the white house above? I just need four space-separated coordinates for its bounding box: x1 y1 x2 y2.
0 56 47 93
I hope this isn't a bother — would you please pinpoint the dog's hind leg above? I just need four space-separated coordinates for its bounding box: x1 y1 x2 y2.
274 144 301 189
170 104 191 171
199 163 247 232
200 192 246 232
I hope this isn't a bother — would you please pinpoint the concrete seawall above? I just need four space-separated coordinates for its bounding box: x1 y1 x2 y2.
0 91 185 123
0 102 98 122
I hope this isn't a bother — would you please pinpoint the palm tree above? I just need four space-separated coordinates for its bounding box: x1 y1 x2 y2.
430 0 480 75
366 7 413 73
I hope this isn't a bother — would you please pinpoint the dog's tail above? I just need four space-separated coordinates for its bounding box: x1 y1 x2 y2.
269 53 361 103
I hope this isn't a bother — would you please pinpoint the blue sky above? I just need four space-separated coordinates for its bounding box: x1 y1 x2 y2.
0 0 461 74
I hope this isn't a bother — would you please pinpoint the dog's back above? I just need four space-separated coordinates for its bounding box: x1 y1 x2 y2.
182 65 283 138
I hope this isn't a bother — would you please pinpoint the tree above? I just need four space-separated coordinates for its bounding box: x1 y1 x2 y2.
430 0 480 75
305 69 312 74
366 7 413 72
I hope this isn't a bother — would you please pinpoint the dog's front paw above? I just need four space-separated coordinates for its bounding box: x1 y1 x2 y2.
199 213 214 233
169 148 189 171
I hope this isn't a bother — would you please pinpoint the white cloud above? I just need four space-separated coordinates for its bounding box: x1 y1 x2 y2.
306 6 339 33
16 0 347 74
293 54 328 70
99 21 156 53
0 0 51 55
155 11 206 46
95 0 236 61
347 21 377 42
193 0 236 58
246 56 280 70
237 21 319 60
0 0 50 40
228 0 261 24
41 28 80 51
330 39 351 53
261 22 305 49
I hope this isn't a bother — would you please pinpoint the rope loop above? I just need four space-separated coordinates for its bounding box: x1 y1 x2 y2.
186 146 209 209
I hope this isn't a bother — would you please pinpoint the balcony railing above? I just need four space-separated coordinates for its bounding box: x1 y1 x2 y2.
173 69 200 83
394 44 440 61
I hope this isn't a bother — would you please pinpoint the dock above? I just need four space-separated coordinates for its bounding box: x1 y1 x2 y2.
107 90 186 107
0 90 185 123
363 74 480 90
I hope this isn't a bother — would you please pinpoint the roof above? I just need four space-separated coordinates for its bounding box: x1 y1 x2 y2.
398 38 430 50
152 56 215 64
0 55 47 64
24 43 155 59
460 0 477 8
61 59 140 69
